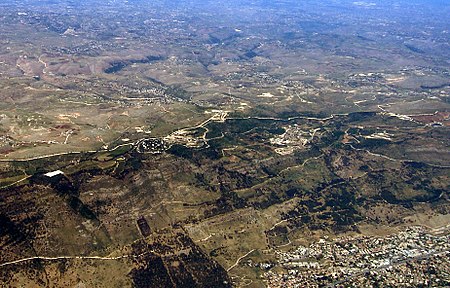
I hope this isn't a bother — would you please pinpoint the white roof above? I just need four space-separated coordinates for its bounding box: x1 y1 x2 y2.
44 170 64 177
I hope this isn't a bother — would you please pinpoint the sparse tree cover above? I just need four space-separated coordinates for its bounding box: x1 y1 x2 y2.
0 0 449 287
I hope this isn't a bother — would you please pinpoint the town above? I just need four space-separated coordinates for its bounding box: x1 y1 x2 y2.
264 226 450 287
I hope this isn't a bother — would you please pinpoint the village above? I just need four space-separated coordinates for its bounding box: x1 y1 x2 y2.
263 226 450 287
